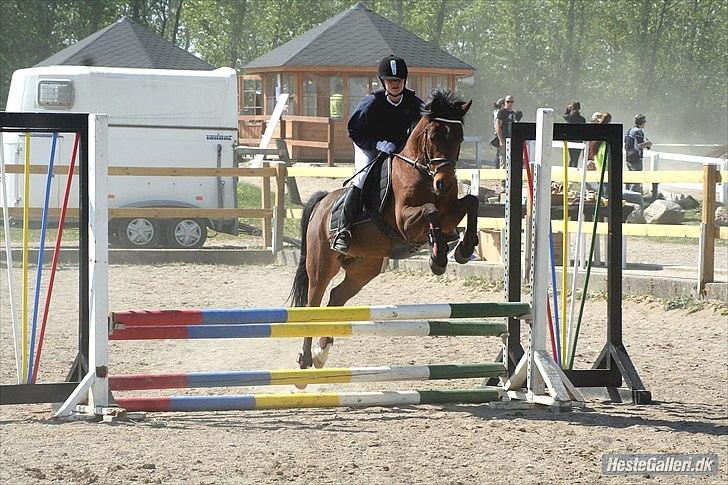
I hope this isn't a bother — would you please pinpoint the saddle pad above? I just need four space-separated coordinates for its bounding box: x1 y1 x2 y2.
329 155 392 233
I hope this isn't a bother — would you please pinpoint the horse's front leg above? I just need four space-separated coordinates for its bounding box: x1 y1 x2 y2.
440 194 479 264
400 203 449 275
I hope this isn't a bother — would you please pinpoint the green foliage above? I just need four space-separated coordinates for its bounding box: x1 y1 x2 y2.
1 0 726 141
663 293 702 311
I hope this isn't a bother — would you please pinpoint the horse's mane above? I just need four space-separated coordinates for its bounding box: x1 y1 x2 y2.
422 90 468 122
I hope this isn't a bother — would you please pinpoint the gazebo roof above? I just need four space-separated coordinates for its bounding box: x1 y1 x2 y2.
35 17 215 70
245 2 473 72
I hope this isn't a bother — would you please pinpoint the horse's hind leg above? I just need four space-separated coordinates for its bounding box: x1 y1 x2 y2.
312 257 385 368
299 248 341 371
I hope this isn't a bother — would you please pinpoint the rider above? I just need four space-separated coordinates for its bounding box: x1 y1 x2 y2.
331 54 424 253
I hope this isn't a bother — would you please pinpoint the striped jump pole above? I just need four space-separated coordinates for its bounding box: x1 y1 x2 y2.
115 388 503 412
109 320 508 341
111 302 531 328
109 363 506 390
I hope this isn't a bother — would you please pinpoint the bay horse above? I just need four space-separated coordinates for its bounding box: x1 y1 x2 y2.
290 90 479 371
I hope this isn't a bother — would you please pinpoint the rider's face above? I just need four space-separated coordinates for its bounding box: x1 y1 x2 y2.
383 78 405 96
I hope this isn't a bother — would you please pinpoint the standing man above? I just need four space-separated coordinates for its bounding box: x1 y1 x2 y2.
563 101 586 167
496 95 517 170
331 55 423 253
625 113 652 193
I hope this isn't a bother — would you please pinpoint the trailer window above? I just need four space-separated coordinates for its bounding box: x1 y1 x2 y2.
37 80 73 108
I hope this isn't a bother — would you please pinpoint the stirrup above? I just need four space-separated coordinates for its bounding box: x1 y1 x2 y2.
330 229 352 253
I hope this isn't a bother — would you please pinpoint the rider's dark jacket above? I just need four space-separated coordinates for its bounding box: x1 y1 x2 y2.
347 88 423 154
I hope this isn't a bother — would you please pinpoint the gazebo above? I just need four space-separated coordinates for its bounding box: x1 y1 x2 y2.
241 1 475 162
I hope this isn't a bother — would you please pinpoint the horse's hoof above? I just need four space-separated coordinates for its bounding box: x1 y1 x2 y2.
312 337 334 369
429 257 447 275
454 242 474 264
297 351 312 369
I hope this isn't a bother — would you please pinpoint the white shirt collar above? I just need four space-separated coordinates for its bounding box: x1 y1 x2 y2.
386 95 403 107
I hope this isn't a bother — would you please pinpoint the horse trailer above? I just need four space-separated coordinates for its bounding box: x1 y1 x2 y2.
3 66 239 248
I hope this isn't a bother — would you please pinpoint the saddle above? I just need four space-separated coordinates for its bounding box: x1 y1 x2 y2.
329 155 422 259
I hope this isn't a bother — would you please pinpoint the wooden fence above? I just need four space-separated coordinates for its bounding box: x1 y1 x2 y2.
238 114 335 166
2 163 288 253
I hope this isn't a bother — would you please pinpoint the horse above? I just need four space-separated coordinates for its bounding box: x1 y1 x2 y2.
290 90 479 372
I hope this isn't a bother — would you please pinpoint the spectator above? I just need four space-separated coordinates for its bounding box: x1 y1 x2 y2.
495 95 517 169
587 112 611 168
624 114 652 193
563 101 586 167
491 98 505 166
585 112 612 195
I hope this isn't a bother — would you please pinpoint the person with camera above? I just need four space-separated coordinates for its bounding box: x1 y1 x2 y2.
331 55 423 253
490 98 505 166
563 101 586 167
495 95 517 170
624 113 653 193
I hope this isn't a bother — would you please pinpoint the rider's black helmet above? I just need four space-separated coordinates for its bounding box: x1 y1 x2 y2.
378 55 408 80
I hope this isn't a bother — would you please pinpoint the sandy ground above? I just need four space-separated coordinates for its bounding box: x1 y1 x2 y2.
1 262 726 484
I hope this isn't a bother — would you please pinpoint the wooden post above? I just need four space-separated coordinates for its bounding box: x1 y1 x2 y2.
327 118 335 167
261 161 272 249
698 164 717 295
273 163 287 254
276 138 301 205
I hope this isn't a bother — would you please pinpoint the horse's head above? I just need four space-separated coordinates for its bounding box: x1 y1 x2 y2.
408 90 472 196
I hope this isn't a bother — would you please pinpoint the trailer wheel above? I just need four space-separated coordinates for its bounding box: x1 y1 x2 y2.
118 217 160 249
164 219 207 249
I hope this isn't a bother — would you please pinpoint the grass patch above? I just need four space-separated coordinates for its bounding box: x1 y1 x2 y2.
237 182 303 240
463 276 504 292
662 294 703 312
682 207 702 224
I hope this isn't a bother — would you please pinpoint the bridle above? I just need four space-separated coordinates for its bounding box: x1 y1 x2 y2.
394 117 463 178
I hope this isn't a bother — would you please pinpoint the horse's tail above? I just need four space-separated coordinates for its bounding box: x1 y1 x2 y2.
290 191 329 307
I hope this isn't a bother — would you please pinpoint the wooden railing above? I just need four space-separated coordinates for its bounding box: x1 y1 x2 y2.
238 114 335 166
6 161 725 292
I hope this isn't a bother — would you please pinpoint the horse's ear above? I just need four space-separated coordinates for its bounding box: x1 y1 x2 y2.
461 100 472 115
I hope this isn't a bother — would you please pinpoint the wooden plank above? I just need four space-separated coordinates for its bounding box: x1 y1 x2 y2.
261 162 272 248
281 115 330 124
285 139 329 149
327 119 335 167
3 164 79 175
108 166 278 177
2 207 274 219
3 164 277 177
274 163 287 253
698 165 718 293
286 166 353 177
110 208 273 219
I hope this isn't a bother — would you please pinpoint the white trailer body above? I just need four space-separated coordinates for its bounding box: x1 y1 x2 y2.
3 66 239 248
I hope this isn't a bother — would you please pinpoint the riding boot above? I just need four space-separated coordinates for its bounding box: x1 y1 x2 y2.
331 185 362 253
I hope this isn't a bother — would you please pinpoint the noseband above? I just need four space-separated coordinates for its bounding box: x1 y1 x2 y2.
394 117 462 178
